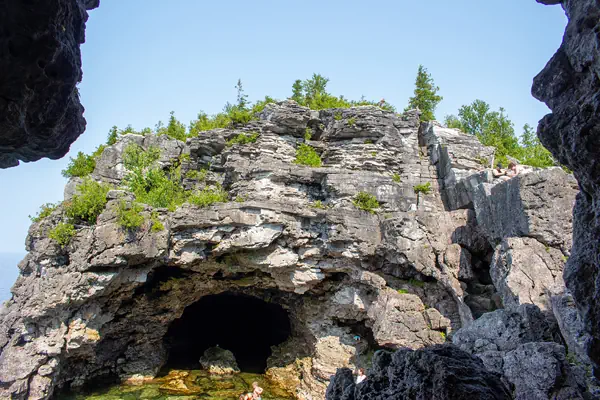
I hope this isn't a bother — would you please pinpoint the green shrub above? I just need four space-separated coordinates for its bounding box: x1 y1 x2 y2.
128 167 188 211
440 332 446 341
123 144 161 171
186 169 207 181
65 178 111 224
294 143 322 167
409 278 425 288
352 192 380 214
397 289 409 294
413 182 432 195
150 211 165 232
348 117 356 126
371 151 377 157
226 132 259 147
334 113 343 121
392 173 401 183
304 128 313 141
49 222 76 248
189 112 232 135
310 200 327 209
235 195 247 203
62 151 97 178
116 201 145 230
365 139 373 144
29 203 58 223
188 186 229 208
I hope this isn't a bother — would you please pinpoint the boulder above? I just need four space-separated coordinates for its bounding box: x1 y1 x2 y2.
199 347 240 375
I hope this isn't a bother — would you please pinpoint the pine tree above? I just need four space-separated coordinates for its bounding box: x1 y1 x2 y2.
235 79 248 110
291 80 304 104
407 65 443 121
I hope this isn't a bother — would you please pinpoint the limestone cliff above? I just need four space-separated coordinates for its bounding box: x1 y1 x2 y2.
533 0 600 377
0 0 98 168
0 102 584 399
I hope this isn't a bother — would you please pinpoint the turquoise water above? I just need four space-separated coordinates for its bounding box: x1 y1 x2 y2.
58 370 296 400
0 252 23 302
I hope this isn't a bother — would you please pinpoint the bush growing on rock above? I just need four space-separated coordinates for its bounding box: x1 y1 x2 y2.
392 173 401 183
413 182 431 195
48 222 76 248
29 203 58 222
188 185 229 208
65 178 111 224
294 143 322 167
116 201 145 230
150 211 165 232
352 192 380 214
407 65 443 122
226 132 259 147
62 150 99 178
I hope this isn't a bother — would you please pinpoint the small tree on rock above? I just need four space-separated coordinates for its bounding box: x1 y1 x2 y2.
407 65 443 122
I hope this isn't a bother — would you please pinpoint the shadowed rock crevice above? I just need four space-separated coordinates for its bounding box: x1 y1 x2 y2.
164 292 291 373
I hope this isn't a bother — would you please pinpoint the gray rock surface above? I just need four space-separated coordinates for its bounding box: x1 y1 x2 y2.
0 101 589 398
199 347 240 374
326 345 512 400
0 0 98 168
533 0 600 376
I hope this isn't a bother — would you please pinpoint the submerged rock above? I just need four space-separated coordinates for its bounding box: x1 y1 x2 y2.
199 347 240 375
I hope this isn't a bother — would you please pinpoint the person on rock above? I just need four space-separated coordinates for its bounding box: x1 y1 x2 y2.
252 381 264 400
356 368 367 384
492 163 506 178
506 161 520 178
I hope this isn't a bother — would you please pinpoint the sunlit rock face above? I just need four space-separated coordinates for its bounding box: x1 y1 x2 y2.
533 0 600 378
0 0 98 168
0 101 585 399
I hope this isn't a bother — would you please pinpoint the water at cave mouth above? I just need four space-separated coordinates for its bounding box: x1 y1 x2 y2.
163 292 292 373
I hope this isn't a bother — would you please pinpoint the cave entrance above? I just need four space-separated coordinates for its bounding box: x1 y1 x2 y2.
163 292 291 373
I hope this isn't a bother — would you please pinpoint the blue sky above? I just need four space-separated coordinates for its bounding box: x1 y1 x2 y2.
0 0 567 253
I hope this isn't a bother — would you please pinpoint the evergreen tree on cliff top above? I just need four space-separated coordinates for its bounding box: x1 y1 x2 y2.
407 65 443 121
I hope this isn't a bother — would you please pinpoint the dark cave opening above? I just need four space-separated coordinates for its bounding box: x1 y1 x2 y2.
163 292 291 373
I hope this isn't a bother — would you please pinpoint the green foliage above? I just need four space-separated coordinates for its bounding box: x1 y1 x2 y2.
445 101 556 168
371 151 377 157
116 201 145 230
477 156 490 166
397 289 409 294
123 144 161 171
226 132 259 147
186 169 207 181
440 332 446 341
392 173 401 183
122 144 187 211
352 192 380 214
29 203 58 223
188 186 229 208
334 113 343 121
365 139 373 144
407 65 443 121
409 278 425 288
107 126 119 145
235 195 247 203
347 117 356 126
250 96 277 115
62 151 97 178
235 79 249 109
291 80 304 103
65 178 111 224
294 143 322 167
519 124 555 168
150 211 165 232
189 112 232 135
49 222 76 248
304 128 313 141
310 200 327 209
413 182 432 195
157 111 187 141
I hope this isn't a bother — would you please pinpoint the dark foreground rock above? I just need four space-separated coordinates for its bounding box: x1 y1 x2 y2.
0 0 98 168
533 0 600 376
325 345 511 400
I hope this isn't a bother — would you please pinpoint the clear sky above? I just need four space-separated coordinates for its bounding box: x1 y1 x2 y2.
0 0 567 253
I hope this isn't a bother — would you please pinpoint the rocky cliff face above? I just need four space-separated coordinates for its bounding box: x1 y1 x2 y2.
0 102 584 399
0 0 98 168
533 0 600 377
